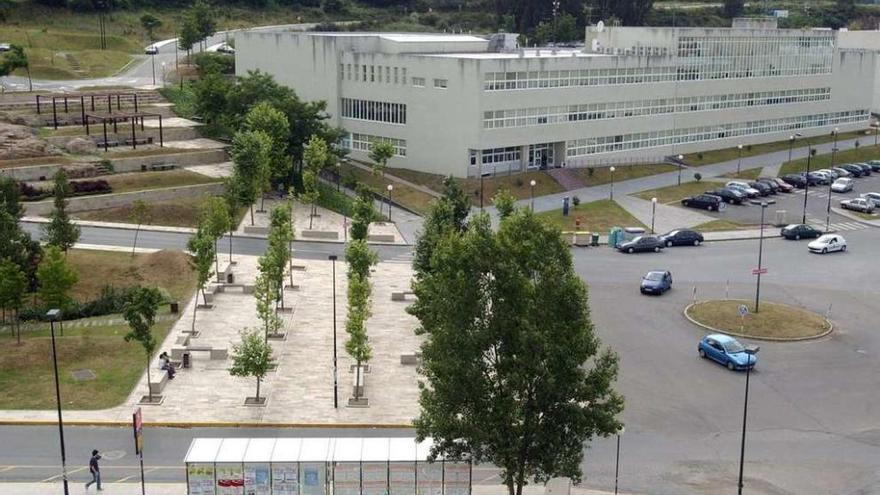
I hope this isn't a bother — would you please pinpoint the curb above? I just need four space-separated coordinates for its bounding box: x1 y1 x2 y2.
0 419 414 429
683 300 834 342
830 207 880 228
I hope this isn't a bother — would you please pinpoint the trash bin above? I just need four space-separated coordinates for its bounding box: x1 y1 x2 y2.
170 301 179 314
775 210 786 226
227 272 234 284
182 352 191 369
591 232 600 247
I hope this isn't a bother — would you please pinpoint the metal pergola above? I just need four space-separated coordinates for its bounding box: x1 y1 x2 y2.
35 92 141 130
84 112 164 152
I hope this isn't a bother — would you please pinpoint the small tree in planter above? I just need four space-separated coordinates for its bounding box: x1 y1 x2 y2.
254 271 282 342
368 140 395 177
187 226 215 332
694 172 703 182
129 200 151 257
123 287 164 404
345 273 372 404
230 328 275 405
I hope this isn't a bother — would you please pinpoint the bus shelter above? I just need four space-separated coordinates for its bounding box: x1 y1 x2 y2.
184 437 472 495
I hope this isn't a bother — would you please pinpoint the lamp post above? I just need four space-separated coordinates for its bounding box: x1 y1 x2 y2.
798 132 810 224
47 309 70 495
737 346 761 495
151 51 156 86
529 179 536 211
826 128 839 232
386 184 393 222
651 197 657 234
609 167 616 200
328 255 338 409
787 135 795 164
750 200 774 313
479 161 484 212
737 144 743 175
161 62 166 88
875 126 879 147
677 154 684 186
614 426 624 495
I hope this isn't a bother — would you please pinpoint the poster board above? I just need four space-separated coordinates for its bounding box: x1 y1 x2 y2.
334 462 361 495
362 462 388 495
244 463 271 495
300 462 326 495
217 465 244 495
416 462 442 495
389 462 415 495
271 463 299 495
188 463 216 495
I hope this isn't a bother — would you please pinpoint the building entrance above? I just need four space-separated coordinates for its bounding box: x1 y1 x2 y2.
528 143 555 169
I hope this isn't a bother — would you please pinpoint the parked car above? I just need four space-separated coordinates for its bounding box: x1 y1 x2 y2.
832 167 852 178
144 44 159 55
812 171 834 184
707 187 744 204
781 174 807 188
726 181 760 197
758 177 794 192
808 234 847 254
831 178 855 193
659 229 704 247
867 160 880 172
816 169 840 180
681 194 723 211
860 192 880 208
750 180 776 195
805 172 829 185
216 43 235 54
0 43 11 52
698 334 756 371
640 270 672 295
780 223 822 240
618 235 665 254
758 179 782 194
853 163 872 176
841 197 875 213
840 164 864 177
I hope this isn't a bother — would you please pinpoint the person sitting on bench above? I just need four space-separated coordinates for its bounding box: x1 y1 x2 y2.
158 352 176 379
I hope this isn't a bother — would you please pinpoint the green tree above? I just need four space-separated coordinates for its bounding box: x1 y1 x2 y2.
723 0 745 18
229 328 275 403
189 0 216 51
244 102 291 184
129 200 151 257
345 272 372 401
349 186 376 242
231 130 272 225
43 169 80 253
140 13 162 42
37 246 78 313
413 178 470 277
368 140 395 177
534 13 579 44
0 176 23 219
408 211 623 495
0 208 41 291
492 189 517 219
177 15 200 59
123 287 164 403
344 239 377 282
0 44 31 91
222 180 241 264
300 169 320 230
200 195 232 277
302 135 335 224
187 226 215 332
192 72 233 125
0 258 27 344
265 204 292 309
253 272 282 341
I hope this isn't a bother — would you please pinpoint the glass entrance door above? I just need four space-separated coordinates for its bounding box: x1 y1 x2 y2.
528 143 554 169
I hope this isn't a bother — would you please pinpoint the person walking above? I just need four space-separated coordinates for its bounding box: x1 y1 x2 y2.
85 449 102 491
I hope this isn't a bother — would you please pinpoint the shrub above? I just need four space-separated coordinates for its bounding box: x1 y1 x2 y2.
588 167 594 177
694 172 703 182
697 152 704 161
18 285 144 322
515 177 524 187
572 195 581 206
69 180 112 196
19 182 50 201
855 140 860 149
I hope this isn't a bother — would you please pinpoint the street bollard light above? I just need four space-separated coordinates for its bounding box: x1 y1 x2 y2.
826 128 839 232
737 144 743 175
151 51 156 86
530 179 536 211
609 167 616 201
614 426 625 495
651 197 657 234
750 200 774 313
677 154 684 186
47 309 70 495
788 135 795 163
328 255 338 409
797 132 810 224
386 184 394 222
737 346 760 495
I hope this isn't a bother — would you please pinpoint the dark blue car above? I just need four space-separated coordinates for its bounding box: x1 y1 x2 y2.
640 270 672 295
698 334 757 371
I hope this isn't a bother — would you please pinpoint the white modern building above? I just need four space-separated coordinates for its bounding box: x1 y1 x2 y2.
236 18 877 178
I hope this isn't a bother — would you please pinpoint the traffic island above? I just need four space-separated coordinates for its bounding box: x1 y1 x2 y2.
685 299 832 341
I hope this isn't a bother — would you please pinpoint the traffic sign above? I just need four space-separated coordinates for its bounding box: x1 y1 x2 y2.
738 304 749 317
132 407 143 455
752 268 767 275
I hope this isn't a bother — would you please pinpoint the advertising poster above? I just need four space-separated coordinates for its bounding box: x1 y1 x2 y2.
271 464 298 495
188 464 216 495
443 463 470 495
389 462 415 495
217 465 244 495
244 464 271 495
301 463 326 495
334 463 361 495
416 463 442 495
362 462 388 495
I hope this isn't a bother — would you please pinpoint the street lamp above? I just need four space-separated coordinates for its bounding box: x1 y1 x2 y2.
161 62 166 88
798 132 811 224
737 346 761 495
677 154 684 186
651 197 657 234
328 255 338 409
826 128 839 232
47 308 70 495
614 426 625 495
529 179 536 211
787 135 795 164
386 184 393 222
750 200 774 313
151 51 156 86
609 167 616 201
737 144 743 175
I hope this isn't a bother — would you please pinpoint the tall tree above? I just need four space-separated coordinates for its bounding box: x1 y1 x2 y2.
123 287 164 403
0 44 31 91
229 328 275 403
253 272 282 342
244 102 291 184
408 210 623 495
230 129 272 225
200 195 231 278
302 135 335 224
188 0 216 52
0 176 23 219
349 186 376 242
222 180 241 264
187 226 215 332
43 169 81 253
140 13 162 42
177 17 200 59
413 177 470 277
344 239 377 282
344 272 372 401
0 258 27 344
368 140 395 177
129 200 151 257
0 208 41 291
265 204 292 309
37 246 78 313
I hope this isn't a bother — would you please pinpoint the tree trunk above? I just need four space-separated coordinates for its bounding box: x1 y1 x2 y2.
15 309 21 346
192 292 198 331
201 286 208 305
279 283 285 310
355 360 361 400
288 242 294 288
309 208 314 230
260 194 265 212
255 376 261 401
132 223 140 257
214 239 220 281
229 230 234 263
26 66 33 92
249 204 254 226
146 355 153 403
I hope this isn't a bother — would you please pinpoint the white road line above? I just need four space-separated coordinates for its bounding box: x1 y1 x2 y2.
40 466 86 482
114 467 158 483
0 466 15 473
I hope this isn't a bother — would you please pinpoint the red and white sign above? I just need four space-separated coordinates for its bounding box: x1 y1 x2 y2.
752 268 768 275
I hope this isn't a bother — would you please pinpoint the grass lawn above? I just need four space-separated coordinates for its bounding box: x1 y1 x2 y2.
778 144 880 176
388 168 564 207
74 195 246 229
692 219 751 232
570 163 680 186
683 129 871 166
635 181 716 204
687 299 830 340
534 199 646 233
339 163 438 216
720 168 763 180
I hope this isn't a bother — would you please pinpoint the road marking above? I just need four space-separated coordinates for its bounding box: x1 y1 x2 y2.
0 466 16 473
40 466 86 482
113 467 158 483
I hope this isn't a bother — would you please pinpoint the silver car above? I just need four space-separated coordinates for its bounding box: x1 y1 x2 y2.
860 192 880 208
841 198 875 213
831 178 854 193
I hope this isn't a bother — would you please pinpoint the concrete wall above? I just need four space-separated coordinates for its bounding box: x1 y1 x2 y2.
45 126 201 148
838 30 880 113
24 182 225 216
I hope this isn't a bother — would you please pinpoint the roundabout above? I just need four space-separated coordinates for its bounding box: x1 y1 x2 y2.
684 299 833 341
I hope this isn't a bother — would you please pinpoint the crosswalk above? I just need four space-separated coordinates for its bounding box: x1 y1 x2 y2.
804 214 866 232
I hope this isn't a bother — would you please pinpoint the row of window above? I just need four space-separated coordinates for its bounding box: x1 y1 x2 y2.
565 110 868 157
341 98 407 125
342 64 407 85
411 77 448 89
677 35 833 58
469 146 522 165
342 133 407 157
483 88 831 129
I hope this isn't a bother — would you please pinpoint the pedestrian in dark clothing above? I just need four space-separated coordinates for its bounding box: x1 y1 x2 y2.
85 449 102 491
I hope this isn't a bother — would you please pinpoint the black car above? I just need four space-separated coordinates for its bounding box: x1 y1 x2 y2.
840 164 864 177
681 194 723 211
854 163 872 176
618 236 665 254
758 176 794 193
805 172 830 185
659 229 704 247
781 174 807 188
780 223 822 240
868 160 880 172
747 181 773 196
707 187 743 204
756 179 780 194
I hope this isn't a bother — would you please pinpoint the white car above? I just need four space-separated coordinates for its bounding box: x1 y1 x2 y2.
860 192 880 208
817 168 840 180
808 234 847 254
726 181 760 197
841 197 875 213
813 170 834 183
144 45 158 55
0 43 10 52
216 43 235 54
831 178 854 193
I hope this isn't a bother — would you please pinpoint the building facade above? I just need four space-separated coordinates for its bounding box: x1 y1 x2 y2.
236 19 877 178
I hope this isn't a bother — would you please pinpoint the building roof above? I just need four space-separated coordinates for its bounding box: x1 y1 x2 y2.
424 48 606 60
307 32 486 43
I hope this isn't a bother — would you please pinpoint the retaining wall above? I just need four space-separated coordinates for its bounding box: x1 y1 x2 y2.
45 126 201 147
24 182 225 216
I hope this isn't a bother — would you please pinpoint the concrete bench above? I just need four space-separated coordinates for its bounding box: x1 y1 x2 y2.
216 283 255 294
170 346 227 361
149 369 170 395
243 226 269 235
391 291 415 302
367 234 396 243
302 230 339 240
400 352 421 365
123 137 153 146
174 334 191 346
216 261 234 283
149 162 175 171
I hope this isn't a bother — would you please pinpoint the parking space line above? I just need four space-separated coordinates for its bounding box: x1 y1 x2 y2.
40 466 86 483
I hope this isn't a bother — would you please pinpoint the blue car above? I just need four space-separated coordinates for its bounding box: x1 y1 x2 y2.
640 270 672 295
698 334 756 370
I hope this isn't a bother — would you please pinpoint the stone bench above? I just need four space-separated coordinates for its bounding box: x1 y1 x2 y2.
170 346 228 361
174 334 191 346
214 283 254 294
216 261 234 283
243 226 269 235
123 137 153 146
400 352 421 365
302 230 339 240
149 162 175 171
367 234 396 243
148 369 170 395
391 291 415 302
